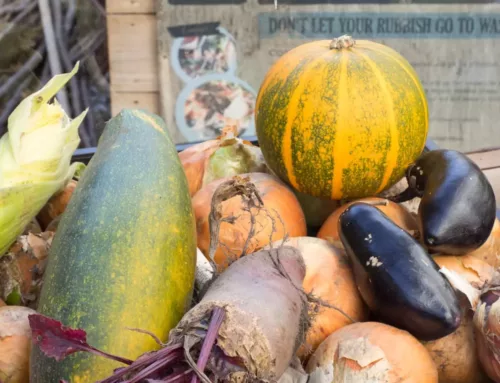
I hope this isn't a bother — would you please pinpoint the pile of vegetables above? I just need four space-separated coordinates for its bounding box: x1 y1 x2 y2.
1 34 500 383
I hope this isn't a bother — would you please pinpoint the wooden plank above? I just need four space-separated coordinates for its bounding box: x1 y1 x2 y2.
110 92 160 117
106 0 155 14
467 149 500 171
107 14 158 93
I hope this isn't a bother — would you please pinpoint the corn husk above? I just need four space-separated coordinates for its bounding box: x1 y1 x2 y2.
0 63 87 256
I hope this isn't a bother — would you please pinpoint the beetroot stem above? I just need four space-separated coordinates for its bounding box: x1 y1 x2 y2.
98 344 183 383
125 349 184 383
88 345 134 366
164 368 193 382
190 307 226 383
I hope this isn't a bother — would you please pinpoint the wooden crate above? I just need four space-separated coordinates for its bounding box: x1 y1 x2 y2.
106 0 159 116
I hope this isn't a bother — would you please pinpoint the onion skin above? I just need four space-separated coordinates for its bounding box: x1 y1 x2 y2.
268 237 369 361
473 287 500 382
432 255 495 289
193 172 307 272
422 255 494 383
36 179 78 230
0 306 37 383
317 197 418 249
339 203 461 341
305 322 438 383
179 126 268 197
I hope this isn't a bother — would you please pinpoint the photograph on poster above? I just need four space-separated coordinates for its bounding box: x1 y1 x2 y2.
175 75 256 142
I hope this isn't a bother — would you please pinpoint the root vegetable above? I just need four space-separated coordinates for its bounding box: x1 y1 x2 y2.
423 255 494 383
317 197 418 249
193 173 307 272
179 125 269 197
305 322 438 383
0 306 38 383
268 237 368 361
36 179 78 230
170 246 309 382
30 246 310 382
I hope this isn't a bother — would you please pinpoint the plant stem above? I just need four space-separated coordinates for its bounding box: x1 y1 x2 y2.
190 307 226 383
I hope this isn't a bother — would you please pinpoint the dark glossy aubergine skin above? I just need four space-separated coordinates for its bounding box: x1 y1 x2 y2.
396 149 496 255
339 203 461 341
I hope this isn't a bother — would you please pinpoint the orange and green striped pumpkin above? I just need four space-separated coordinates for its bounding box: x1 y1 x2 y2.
255 35 429 200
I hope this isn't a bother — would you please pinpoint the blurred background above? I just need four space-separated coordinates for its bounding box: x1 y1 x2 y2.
0 0 108 147
1 0 500 150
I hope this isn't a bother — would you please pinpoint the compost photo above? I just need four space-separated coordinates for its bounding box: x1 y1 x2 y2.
176 30 237 79
179 77 256 140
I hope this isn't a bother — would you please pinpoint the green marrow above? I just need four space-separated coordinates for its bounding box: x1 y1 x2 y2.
30 109 197 382
339 202 461 341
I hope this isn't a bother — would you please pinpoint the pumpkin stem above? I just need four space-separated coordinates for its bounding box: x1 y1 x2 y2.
329 35 356 50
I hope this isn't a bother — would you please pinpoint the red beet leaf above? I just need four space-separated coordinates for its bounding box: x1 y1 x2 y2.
29 314 133 365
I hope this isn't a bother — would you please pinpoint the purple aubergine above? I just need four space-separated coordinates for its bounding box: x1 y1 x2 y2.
391 149 496 255
339 202 461 341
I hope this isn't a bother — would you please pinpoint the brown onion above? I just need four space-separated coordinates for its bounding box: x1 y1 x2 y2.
267 237 369 362
179 125 269 197
305 322 438 382
193 172 307 272
438 259 500 383
423 255 494 383
0 306 37 383
36 179 78 230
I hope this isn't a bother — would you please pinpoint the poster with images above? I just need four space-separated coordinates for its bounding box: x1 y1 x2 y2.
157 0 500 151
165 22 257 142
